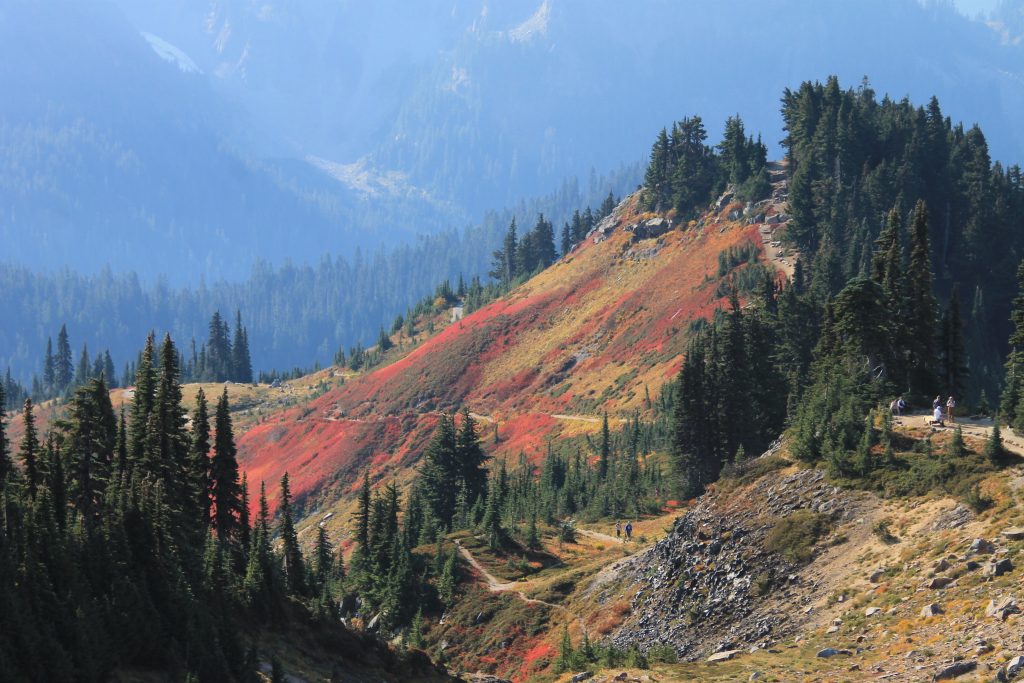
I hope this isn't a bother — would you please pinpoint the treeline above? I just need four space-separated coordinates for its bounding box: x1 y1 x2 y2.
3 323 120 410
643 114 770 216
661 77 1024 497
5 310 255 411
0 333 360 681
781 76 1024 404
2 169 639 387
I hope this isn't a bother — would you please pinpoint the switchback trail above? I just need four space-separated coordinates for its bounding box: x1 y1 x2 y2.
454 541 564 611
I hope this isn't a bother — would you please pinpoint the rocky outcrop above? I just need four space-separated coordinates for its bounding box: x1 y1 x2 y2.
604 468 866 661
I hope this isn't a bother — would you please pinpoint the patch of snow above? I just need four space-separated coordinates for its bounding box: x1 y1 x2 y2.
508 0 550 43
142 32 201 74
306 155 430 200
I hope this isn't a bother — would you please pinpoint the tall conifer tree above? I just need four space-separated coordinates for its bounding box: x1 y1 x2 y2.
19 398 39 498
211 388 242 543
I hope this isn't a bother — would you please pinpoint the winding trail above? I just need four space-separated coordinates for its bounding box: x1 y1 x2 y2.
897 412 1024 456
454 541 564 610
576 528 624 545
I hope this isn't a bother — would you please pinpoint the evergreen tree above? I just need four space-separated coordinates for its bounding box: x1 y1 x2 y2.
239 473 251 555
43 337 55 393
231 311 253 384
1001 259 1024 428
190 388 212 531
985 420 1007 465
0 382 9 487
376 326 394 352
65 377 116 519
489 218 518 286
55 323 73 392
480 470 503 550
456 407 489 505
19 398 39 498
211 388 242 543
437 545 457 607
155 334 191 507
353 471 372 553
74 343 91 388
314 525 333 586
129 333 157 467
278 472 306 596
906 200 939 397
419 414 459 526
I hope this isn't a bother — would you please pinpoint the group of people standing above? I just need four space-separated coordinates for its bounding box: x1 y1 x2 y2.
890 394 957 426
614 520 633 542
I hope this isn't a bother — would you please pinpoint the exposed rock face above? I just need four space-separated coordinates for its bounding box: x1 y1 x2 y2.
605 468 866 661
625 217 671 241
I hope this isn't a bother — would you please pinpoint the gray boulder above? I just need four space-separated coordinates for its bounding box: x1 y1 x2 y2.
989 558 1014 577
969 538 995 555
1006 655 1024 679
933 660 977 680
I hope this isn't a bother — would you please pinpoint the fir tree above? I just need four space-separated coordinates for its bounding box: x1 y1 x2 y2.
1002 259 1024 429
210 388 242 543
489 218 518 286
314 525 333 586
437 545 457 607
129 333 157 466
19 398 39 498
480 472 503 550
55 323 73 392
906 200 939 397
43 337 55 393
354 471 372 553
190 388 212 530
66 377 116 519
278 472 306 596
456 407 489 505
0 382 9 487
74 343 90 388
984 420 1007 465
231 310 253 383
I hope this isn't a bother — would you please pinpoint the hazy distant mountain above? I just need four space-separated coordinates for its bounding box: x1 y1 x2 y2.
0 0 461 283
3 0 1023 284
109 0 1024 214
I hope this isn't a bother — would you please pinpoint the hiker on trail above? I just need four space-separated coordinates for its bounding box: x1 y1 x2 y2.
933 395 942 411
615 521 622 539
890 396 906 418
946 396 956 424
625 522 633 542
933 404 945 427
